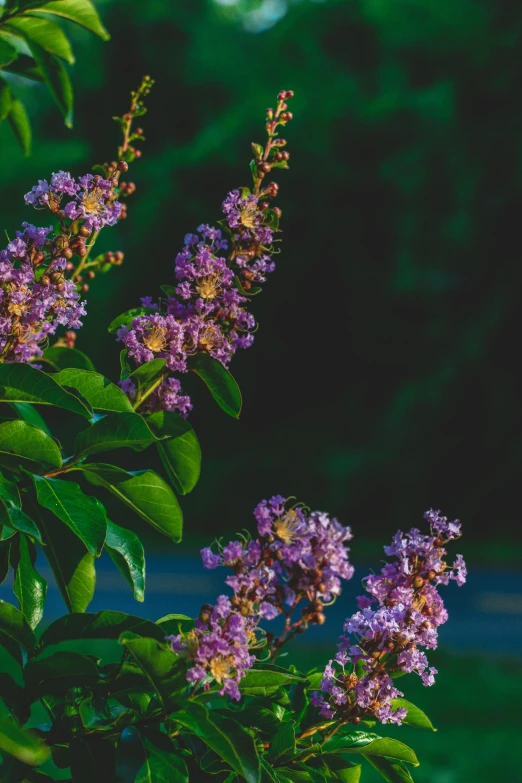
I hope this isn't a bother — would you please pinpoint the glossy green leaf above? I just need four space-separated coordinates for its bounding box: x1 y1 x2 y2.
155 613 194 636
115 727 189 783
8 97 31 155
0 363 91 418
80 463 183 541
5 16 74 63
365 757 415 783
24 651 100 700
54 369 133 413
41 345 96 371
9 402 51 436
323 738 419 766
187 353 242 418
268 721 295 764
39 511 95 613
4 508 43 544
147 410 201 495
0 469 21 510
39 611 165 649
0 39 18 68
0 420 62 473
107 307 157 334
13 534 47 629
172 703 261 783
128 358 166 388
241 665 305 693
32 475 106 556
0 79 12 121
0 600 36 655
323 760 361 782
27 42 73 126
29 0 110 40
106 520 145 601
74 412 161 459
0 716 50 767
390 699 436 731
120 634 187 712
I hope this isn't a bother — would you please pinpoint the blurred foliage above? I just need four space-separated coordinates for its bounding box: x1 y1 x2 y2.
0 0 109 153
1 0 522 548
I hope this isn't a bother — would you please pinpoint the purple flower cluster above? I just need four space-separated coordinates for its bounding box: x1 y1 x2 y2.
0 223 86 362
168 496 353 700
168 597 256 702
313 509 466 726
117 191 278 416
25 171 122 232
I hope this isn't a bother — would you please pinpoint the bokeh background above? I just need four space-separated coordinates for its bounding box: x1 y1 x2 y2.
1 0 521 780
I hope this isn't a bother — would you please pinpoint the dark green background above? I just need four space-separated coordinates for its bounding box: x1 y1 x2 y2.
1 3 521 779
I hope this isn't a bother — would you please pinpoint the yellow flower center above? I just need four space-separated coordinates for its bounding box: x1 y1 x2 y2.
143 324 168 353
209 657 231 683
199 326 220 352
240 205 259 229
274 509 300 544
196 275 220 301
81 187 104 215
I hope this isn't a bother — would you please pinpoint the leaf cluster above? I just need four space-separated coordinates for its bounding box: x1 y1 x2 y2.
0 610 435 782
0 0 109 154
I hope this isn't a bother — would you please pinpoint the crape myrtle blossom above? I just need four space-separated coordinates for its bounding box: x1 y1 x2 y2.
0 166 125 364
0 223 86 363
312 509 466 726
117 90 295 416
167 495 353 700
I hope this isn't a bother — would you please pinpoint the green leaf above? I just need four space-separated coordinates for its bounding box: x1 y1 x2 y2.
8 97 31 155
187 353 242 418
107 307 157 334
105 520 145 602
29 0 110 40
0 540 10 584
390 699 436 731
156 614 194 637
115 727 188 783
27 42 73 126
128 358 166 388
0 600 36 655
4 508 43 544
0 363 91 418
74 412 161 459
159 285 177 297
0 673 25 718
13 534 47 629
41 345 95 371
268 721 295 764
0 717 50 767
323 738 419 766
0 469 21 513
53 369 133 413
9 402 51 436
0 39 18 68
120 635 187 712
39 611 165 649
39 511 95 613
80 463 183 541
32 475 107 556
0 79 12 122
241 665 305 697
147 411 201 495
0 420 62 473
172 703 261 783
24 651 100 700
364 757 415 783
5 16 74 63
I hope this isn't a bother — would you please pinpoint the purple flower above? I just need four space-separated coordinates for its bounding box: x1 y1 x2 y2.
313 509 466 726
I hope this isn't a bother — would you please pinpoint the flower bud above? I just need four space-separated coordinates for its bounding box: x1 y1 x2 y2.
413 576 424 588
81 283 89 293
87 270 96 280
63 247 73 259
117 161 129 172
315 612 326 625
40 275 50 286
79 226 91 238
